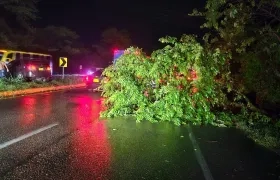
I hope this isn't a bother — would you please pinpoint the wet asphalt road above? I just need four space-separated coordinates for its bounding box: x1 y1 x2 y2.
0 88 280 180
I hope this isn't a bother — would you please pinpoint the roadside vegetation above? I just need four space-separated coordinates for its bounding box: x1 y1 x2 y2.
101 0 280 149
0 76 84 92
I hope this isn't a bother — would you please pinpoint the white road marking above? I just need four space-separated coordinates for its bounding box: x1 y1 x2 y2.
187 125 214 180
0 123 58 150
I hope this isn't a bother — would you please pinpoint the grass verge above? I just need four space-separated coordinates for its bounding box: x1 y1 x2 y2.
0 76 83 92
236 121 280 149
214 111 280 150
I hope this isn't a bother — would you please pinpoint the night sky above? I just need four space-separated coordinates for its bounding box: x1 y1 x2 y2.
36 0 206 51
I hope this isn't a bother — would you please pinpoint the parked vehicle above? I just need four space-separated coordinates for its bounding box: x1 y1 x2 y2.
83 50 124 91
7 58 52 81
84 69 104 91
0 49 53 75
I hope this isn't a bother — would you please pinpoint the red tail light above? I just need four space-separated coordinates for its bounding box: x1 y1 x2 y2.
27 65 36 71
46 66 51 71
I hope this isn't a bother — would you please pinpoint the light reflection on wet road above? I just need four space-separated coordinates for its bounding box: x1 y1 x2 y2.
70 95 111 179
19 96 37 127
0 89 279 180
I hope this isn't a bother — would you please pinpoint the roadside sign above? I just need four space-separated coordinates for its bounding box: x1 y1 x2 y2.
59 57 67 79
59 57 67 67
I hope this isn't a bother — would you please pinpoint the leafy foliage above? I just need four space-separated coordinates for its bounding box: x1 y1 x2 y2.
0 0 38 22
0 0 38 48
100 0 280 147
191 0 280 105
101 35 228 125
32 26 82 55
188 0 280 147
0 2 83 55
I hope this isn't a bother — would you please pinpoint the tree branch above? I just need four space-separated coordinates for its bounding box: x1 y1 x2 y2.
231 89 267 114
260 7 280 22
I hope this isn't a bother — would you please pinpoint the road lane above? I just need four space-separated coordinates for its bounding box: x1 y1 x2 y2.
0 89 204 179
0 92 63 144
0 123 58 150
1 118 205 180
0 89 104 177
0 88 279 179
192 126 280 180
0 89 101 143
187 126 214 180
